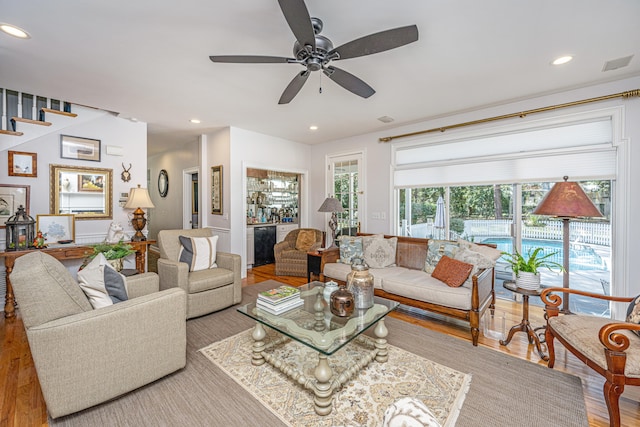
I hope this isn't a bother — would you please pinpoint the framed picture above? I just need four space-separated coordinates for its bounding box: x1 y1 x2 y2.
8 151 37 177
192 181 198 214
60 135 101 162
211 165 223 215
36 214 75 244
0 184 30 228
77 174 105 192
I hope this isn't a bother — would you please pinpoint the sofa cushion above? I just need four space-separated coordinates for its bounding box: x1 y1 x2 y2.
178 235 218 271
188 267 235 293
295 229 317 252
626 295 640 337
424 240 459 273
77 253 129 309
323 263 408 289
364 237 397 268
382 270 472 311
431 255 473 288
338 235 363 264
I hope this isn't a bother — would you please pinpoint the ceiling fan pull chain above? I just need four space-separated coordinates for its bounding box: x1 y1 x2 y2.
319 72 323 94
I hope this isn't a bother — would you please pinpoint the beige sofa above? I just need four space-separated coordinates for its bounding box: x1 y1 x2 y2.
10 251 187 419
322 234 496 346
157 228 242 318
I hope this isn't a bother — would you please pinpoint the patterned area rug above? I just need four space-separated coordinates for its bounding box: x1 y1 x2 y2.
200 328 471 427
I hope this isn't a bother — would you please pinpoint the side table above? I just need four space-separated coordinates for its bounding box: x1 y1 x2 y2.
500 280 548 361
307 250 322 282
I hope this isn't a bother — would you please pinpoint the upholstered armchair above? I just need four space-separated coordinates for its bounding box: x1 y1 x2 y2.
274 228 323 277
541 288 640 427
10 251 187 419
157 228 242 318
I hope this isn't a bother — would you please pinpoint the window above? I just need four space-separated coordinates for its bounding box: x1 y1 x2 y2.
328 153 363 238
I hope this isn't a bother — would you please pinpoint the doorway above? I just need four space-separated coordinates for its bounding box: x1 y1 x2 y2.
183 167 199 229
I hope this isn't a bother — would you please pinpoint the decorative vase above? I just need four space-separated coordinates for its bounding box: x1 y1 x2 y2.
347 258 374 309
516 272 540 290
323 281 339 301
330 284 354 317
108 258 124 272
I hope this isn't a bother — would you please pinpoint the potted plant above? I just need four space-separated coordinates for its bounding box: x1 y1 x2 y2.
501 247 564 290
81 240 135 272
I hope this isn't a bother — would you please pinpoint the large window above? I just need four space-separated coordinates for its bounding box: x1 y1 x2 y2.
329 153 363 237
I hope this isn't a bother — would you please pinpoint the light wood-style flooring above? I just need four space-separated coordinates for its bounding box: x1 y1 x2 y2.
1 264 638 426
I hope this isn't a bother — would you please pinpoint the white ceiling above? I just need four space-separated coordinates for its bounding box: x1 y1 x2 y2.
2 0 639 156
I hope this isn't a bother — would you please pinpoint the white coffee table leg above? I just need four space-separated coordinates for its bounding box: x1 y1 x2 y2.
251 322 266 366
374 318 389 363
313 354 333 415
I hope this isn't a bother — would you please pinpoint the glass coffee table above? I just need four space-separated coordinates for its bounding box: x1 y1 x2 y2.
237 281 399 416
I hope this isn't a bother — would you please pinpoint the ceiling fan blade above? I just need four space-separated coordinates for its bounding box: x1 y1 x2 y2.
329 25 418 60
323 66 375 99
209 55 294 64
279 70 310 104
277 0 316 50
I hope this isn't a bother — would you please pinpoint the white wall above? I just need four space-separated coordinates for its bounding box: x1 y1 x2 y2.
309 75 640 304
147 140 200 241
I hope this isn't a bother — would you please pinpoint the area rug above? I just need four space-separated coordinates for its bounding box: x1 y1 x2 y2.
200 328 471 427
49 280 588 427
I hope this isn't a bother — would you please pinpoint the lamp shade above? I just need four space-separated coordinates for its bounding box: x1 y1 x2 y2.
532 176 602 218
124 185 155 209
318 197 344 213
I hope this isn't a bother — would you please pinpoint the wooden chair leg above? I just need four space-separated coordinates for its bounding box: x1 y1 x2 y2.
471 326 479 346
545 327 556 368
603 381 623 427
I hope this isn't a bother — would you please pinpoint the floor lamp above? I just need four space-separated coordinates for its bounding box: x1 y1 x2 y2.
532 176 602 314
318 197 344 248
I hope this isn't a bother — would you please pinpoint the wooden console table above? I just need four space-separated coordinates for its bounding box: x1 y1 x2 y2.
1 240 155 319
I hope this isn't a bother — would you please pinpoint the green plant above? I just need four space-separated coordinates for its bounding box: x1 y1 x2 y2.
87 240 135 261
501 247 564 276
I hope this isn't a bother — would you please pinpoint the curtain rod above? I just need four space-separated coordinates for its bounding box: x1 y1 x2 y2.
379 88 640 143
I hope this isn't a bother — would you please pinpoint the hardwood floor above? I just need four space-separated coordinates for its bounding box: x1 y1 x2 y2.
1 264 638 426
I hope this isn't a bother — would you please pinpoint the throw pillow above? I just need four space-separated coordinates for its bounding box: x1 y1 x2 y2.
178 235 218 272
77 253 128 309
457 239 502 262
454 247 497 286
338 235 364 264
295 229 317 252
424 240 459 274
625 295 640 337
431 255 473 288
364 237 398 269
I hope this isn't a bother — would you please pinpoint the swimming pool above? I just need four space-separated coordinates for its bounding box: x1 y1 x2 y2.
480 237 608 272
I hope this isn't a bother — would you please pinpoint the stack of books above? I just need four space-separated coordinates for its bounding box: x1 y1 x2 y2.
256 285 303 315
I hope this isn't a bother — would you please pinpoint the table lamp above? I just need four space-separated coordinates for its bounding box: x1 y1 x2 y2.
318 197 344 248
124 184 155 241
532 176 602 313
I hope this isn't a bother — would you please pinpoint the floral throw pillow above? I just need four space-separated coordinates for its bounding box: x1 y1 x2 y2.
338 236 363 264
424 240 459 274
625 295 640 337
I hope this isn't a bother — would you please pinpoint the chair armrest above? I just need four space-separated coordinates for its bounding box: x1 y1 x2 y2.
599 322 640 353
215 251 242 303
126 272 160 299
541 287 633 317
26 288 187 418
470 267 494 309
274 240 293 260
157 258 189 292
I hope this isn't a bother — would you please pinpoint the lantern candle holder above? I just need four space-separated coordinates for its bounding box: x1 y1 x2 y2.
5 205 35 251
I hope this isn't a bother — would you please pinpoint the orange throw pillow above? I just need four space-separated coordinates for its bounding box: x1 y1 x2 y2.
295 230 317 252
431 255 474 288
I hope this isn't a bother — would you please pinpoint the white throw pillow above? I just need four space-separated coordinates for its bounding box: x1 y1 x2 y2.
77 253 128 309
364 237 397 269
457 239 502 262
178 235 218 271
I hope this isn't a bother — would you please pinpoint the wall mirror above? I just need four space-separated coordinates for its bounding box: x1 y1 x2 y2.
50 164 113 220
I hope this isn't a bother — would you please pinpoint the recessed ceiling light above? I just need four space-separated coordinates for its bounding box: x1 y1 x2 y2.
190 119 201 124
552 55 573 65
377 116 395 123
309 125 318 131
0 23 31 39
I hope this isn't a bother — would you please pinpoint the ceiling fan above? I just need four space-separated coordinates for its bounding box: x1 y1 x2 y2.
209 0 418 104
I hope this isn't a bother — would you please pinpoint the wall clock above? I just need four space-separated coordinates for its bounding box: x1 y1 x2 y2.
158 169 169 197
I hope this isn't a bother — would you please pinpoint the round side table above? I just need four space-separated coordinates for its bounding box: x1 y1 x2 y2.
500 280 548 361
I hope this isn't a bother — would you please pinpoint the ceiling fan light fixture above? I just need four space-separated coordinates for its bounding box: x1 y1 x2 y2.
0 23 31 39
309 125 318 131
552 55 573 65
189 118 201 124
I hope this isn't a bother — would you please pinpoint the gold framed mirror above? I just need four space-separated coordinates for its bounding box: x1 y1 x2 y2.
50 164 113 220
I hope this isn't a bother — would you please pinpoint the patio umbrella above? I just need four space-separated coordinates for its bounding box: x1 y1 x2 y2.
434 196 446 239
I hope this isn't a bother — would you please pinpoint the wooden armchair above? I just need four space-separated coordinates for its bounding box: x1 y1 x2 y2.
541 288 640 427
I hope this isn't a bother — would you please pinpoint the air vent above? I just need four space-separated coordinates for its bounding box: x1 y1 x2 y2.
377 116 395 123
602 55 633 72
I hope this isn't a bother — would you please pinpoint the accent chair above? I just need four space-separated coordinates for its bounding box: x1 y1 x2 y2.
157 228 242 318
274 228 323 277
